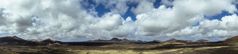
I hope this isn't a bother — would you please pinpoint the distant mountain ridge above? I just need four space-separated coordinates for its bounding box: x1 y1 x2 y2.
0 36 238 46
0 36 33 45
0 36 61 46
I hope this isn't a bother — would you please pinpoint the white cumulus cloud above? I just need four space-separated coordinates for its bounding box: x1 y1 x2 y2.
0 0 237 41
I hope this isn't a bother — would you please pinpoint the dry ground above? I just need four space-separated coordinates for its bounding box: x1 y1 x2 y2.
0 44 237 54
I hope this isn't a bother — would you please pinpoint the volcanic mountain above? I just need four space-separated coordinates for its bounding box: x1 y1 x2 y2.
0 36 35 45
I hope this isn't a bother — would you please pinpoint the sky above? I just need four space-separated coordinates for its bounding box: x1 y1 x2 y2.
0 0 238 42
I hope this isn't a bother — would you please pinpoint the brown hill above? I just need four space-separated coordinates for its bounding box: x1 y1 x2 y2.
0 36 62 46
224 36 238 46
0 36 30 45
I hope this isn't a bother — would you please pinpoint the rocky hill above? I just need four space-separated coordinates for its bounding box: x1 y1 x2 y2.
0 36 62 46
0 36 36 45
223 36 238 46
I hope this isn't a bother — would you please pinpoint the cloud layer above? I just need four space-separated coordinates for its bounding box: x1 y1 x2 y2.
0 0 238 41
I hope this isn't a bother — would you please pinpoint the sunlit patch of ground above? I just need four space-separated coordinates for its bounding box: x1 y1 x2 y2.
70 46 230 54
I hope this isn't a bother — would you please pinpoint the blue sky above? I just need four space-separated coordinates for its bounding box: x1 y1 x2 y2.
82 0 236 21
77 0 238 41
81 0 138 21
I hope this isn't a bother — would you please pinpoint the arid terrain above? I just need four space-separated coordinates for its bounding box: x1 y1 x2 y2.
0 36 238 54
